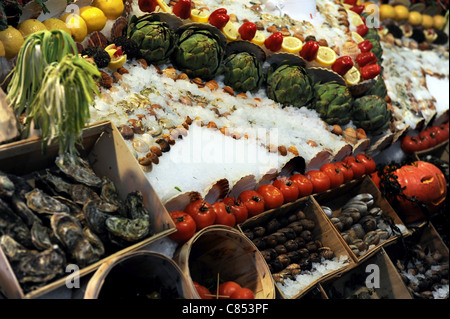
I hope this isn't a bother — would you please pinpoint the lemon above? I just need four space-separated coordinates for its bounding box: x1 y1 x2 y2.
79 6 107 34
379 4 396 21
0 26 24 60
250 30 265 45
60 13 88 42
92 0 124 20
222 21 239 41
363 2 376 15
347 10 364 27
156 0 172 13
281 36 303 53
0 41 5 57
421 14 434 29
17 19 47 37
43 18 71 35
408 11 423 26
394 5 409 21
351 31 365 44
105 44 127 70
190 8 210 23
344 66 361 85
433 15 446 30
315 46 337 67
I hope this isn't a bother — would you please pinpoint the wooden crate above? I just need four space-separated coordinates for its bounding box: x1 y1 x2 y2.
0 121 176 299
237 197 354 299
312 176 409 263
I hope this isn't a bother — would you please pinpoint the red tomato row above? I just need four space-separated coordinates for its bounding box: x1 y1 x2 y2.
193 281 255 299
169 154 377 243
401 122 449 154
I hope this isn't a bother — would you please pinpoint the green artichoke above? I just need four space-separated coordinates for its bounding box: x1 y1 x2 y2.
127 14 177 65
222 51 263 93
311 81 353 125
172 26 225 81
364 28 383 63
352 95 392 136
364 74 387 99
266 63 314 108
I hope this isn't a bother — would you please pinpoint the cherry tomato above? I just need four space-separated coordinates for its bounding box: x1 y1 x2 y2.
218 281 241 299
355 153 377 175
334 162 354 183
238 22 257 41
289 174 314 197
222 197 248 224
257 184 284 210
138 0 158 13
264 32 283 52
272 177 299 203
168 211 197 242
212 202 236 227
193 281 213 299
401 136 423 154
238 190 265 217
306 170 331 193
320 163 344 189
184 199 216 231
230 287 255 299
343 157 366 179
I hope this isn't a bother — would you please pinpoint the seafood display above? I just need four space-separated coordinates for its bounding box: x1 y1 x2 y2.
0 155 154 293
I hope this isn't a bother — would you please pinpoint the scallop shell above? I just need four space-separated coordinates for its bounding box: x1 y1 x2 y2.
176 23 227 47
348 78 377 97
306 67 346 86
164 191 202 213
266 53 307 69
352 139 371 155
366 132 395 157
255 168 279 190
87 31 109 49
225 40 267 62
433 109 449 127
305 150 333 171
332 144 353 163
110 16 128 40
204 179 230 203
341 41 360 62
151 12 184 30
228 175 257 198
391 125 409 145
279 155 306 177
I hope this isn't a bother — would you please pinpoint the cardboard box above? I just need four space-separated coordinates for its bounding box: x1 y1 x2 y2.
312 176 409 263
237 197 354 299
0 121 176 299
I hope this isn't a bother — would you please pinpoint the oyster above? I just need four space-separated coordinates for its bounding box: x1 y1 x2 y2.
30 221 54 251
25 188 70 215
70 184 101 205
100 177 125 216
10 194 41 227
105 215 151 244
53 196 86 226
83 199 119 236
0 198 33 248
55 155 102 188
40 170 74 195
0 235 66 286
51 213 105 267
0 171 15 199
124 190 150 219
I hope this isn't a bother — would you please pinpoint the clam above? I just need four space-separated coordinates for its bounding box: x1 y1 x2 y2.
363 231 380 246
25 188 70 215
132 137 150 153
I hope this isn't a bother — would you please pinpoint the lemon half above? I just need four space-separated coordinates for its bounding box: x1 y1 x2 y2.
190 8 210 23
281 36 303 53
250 30 265 45
344 66 361 85
315 46 337 67
222 21 239 41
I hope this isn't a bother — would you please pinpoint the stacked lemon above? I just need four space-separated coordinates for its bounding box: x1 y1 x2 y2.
0 26 24 59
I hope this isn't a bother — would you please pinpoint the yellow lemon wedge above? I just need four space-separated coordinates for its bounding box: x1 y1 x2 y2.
347 10 364 27
190 8 210 23
156 0 172 13
105 44 127 70
281 36 303 53
351 31 365 44
344 66 361 85
250 30 265 45
315 46 337 67
222 21 239 41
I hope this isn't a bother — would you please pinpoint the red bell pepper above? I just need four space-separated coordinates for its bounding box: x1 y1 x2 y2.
209 8 230 30
356 24 369 37
299 41 319 61
238 22 257 41
172 0 192 19
360 64 381 80
138 0 158 13
350 5 365 15
358 39 373 53
264 32 284 52
356 52 377 67
332 56 354 76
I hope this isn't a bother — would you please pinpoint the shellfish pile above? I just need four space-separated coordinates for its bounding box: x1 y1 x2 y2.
0 155 153 293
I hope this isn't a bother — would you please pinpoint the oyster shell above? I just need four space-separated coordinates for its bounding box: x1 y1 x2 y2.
70 184 101 205
55 155 102 188
25 188 70 215
105 216 151 244
40 170 74 195
124 191 149 219
100 177 125 216
30 221 54 251
0 198 33 248
10 194 41 227
0 171 15 199
83 199 119 237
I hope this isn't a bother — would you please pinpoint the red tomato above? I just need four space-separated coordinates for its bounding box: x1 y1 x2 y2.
334 162 354 183
420 130 437 148
222 197 248 224
306 170 331 193
184 199 216 231
218 281 241 299
343 157 366 179
238 190 265 217
212 202 236 227
401 136 423 154
193 281 213 299
168 211 197 242
257 184 284 210
230 287 255 299
320 163 344 189
272 177 299 203
355 153 377 175
289 174 314 197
